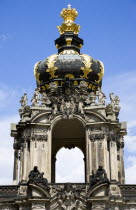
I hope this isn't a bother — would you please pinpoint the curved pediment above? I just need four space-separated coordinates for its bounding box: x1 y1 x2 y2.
31 112 50 123
84 111 107 123
28 184 50 198
87 182 109 198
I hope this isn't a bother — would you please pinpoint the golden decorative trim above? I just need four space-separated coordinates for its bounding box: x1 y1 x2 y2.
78 44 83 49
56 44 60 49
34 61 42 84
95 60 104 84
88 83 98 91
46 54 58 79
59 50 79 55
66 38 72 46
80 54 92 79
65 74 74 78
57 23 80 35
65 74 78 85
57 6 80 35
61 5 78 23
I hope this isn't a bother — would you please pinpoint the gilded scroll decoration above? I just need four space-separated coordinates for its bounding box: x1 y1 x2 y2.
80 54 92 79
95 60 104 84
46 54 58 79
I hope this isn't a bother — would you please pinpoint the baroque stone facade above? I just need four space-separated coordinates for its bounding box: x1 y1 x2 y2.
1 5 136 210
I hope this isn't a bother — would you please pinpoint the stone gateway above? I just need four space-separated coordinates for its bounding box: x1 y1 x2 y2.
0 5 136 210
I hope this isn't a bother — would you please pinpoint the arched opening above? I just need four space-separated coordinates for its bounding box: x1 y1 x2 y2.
56 147 85 183
51 118 86 183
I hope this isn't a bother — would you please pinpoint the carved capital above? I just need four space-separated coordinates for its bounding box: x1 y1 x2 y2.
89 134 105 141
117 141 124 149
31 133 48 141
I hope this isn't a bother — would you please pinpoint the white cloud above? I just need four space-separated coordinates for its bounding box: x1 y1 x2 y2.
0 115 19 185
56 148 85 183
125 156 136 184
125 136 136 153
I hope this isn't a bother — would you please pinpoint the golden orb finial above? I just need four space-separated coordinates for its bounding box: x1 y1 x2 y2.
57 5 80 35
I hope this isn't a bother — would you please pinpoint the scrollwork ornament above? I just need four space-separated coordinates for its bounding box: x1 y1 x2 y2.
80 54 92 79
46 54 58 79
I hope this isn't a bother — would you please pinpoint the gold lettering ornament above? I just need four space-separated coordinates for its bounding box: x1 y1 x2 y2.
46 54 58 79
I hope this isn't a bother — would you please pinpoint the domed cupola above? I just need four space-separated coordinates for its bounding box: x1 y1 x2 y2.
34 5 104 93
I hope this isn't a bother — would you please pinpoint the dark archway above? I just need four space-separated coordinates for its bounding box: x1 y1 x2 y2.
51 118 86 182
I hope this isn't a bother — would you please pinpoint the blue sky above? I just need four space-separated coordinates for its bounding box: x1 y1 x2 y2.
0 0 136 184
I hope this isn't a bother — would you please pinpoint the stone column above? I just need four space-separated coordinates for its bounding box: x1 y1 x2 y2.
22 141 29 181
109 139 118 181
19 144 23 182
86 128 90 182
118 136 125 184
13 150 19 184
47 129 52 183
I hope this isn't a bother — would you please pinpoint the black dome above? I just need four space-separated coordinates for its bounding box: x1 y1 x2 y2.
34 6 104 93
34 52 104 92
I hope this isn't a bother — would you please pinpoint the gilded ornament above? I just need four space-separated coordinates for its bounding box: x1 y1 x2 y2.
57 23 80 35
57 6 80 34
60 6 78 23
95 60 104 84
65 74 78 85
80 54 92 79
34 61 42 84
55 44 60 49
46 54 58 79
65 74 74 79
78 44 83 49
60 49 79 55
66 38 72 46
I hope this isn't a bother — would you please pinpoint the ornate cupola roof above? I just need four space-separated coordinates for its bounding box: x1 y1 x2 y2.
34 5 104 93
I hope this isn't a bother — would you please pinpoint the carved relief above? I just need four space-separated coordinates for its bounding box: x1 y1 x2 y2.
89 134 105 141
31 133 48 141
91 203 105 210
31 203 45 209
50 183 86 210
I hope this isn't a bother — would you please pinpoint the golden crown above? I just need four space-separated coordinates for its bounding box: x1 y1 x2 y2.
60 4 78 23
57 5 80 35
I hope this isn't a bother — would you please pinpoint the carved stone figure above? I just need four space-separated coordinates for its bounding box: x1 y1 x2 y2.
85 92 96 106
90 166 109 187
31 89 40 106
60 98 76 119
53 183 86 210
78 81 88 94
28 166 49 190
97 88 106 105
49 82 58 94
110 93 120 107
41 92 51 107
20 93 28 107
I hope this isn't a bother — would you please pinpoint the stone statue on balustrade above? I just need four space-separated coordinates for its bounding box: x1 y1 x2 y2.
97 88 107 105
31 89 40 106
90 166 109 187
20 93 28 107
28 166 49 191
